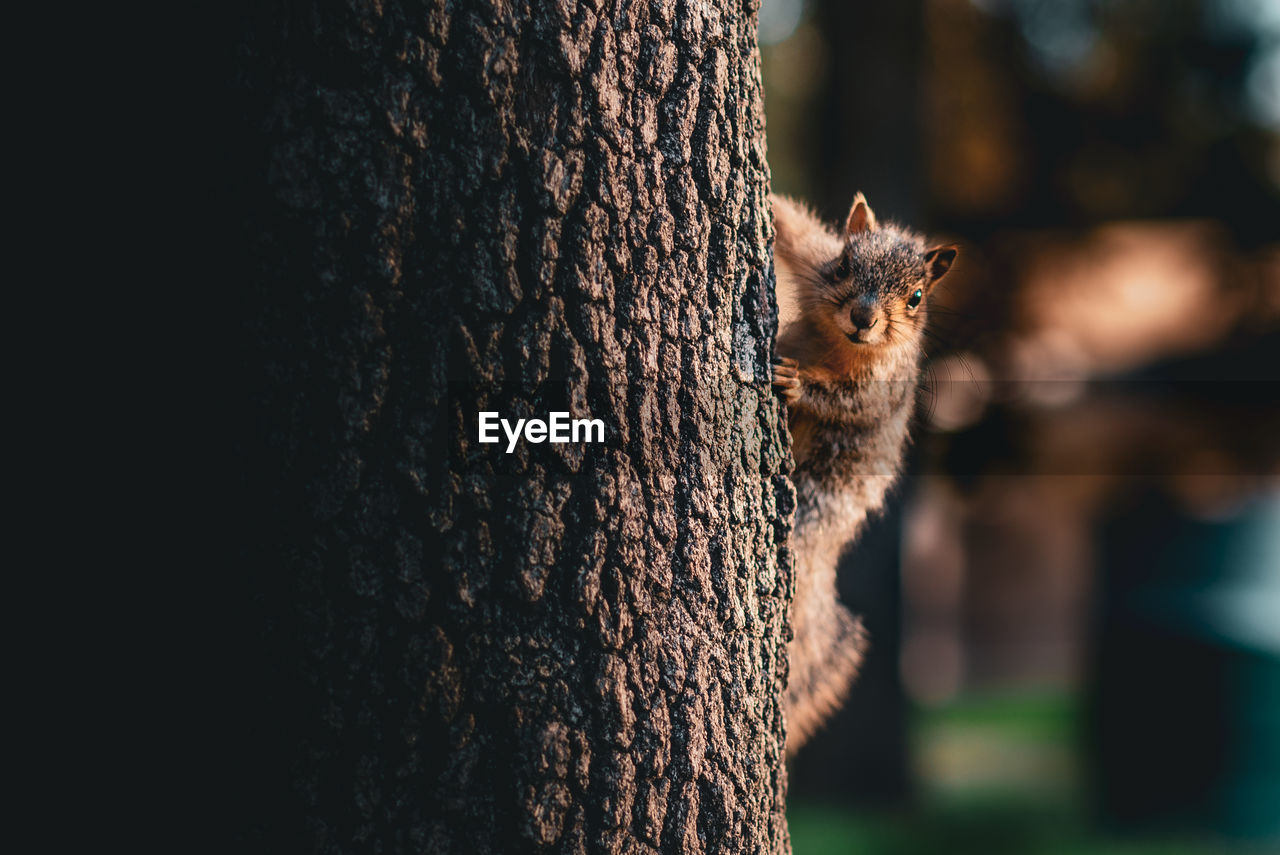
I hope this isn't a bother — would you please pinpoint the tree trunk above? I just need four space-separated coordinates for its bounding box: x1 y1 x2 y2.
228 1 791 852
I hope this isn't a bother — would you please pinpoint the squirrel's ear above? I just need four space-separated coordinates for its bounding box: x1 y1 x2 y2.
924 244 958 289
845 192 877 235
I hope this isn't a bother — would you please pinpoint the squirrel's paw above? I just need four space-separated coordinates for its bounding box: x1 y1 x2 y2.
772 356 802 405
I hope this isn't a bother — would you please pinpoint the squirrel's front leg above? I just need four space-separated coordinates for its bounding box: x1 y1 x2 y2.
771 356 805 406
774 356 865 428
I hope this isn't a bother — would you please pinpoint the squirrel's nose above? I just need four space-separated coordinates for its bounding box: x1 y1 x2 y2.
849 304 879 332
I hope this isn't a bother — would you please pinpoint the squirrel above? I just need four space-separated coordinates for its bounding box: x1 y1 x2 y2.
770 192 956 752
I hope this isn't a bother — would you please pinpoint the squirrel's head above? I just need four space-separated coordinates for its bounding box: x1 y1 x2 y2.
813 193 957 349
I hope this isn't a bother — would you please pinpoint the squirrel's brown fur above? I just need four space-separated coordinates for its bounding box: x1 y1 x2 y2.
772 193 956 753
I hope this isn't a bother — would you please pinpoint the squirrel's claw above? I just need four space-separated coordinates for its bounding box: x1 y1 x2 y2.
772 356 799 372
772 356 801 404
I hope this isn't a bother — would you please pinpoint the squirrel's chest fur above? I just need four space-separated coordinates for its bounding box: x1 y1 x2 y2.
788 367 917 530
776 300 921 531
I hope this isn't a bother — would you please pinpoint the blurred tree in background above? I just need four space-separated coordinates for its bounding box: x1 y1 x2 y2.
923 0 1280 243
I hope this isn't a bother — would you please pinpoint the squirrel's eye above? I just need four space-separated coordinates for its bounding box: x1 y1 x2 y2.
833 258 850 280
907 289 923 309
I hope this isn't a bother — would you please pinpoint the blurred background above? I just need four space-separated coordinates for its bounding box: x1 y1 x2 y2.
760 1 1280 852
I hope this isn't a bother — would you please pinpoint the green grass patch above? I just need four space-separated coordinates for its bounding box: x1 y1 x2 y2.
789 690 1259 854
913 688 1079 743
788 800 1247 855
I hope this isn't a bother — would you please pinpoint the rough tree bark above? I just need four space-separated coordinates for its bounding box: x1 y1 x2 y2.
230 1 792 852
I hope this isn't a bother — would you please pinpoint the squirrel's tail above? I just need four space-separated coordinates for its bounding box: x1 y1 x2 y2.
783 517 869 755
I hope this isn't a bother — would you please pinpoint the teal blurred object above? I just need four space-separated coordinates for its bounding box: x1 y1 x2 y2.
1090 489 1280 843
1213 493 1280 840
